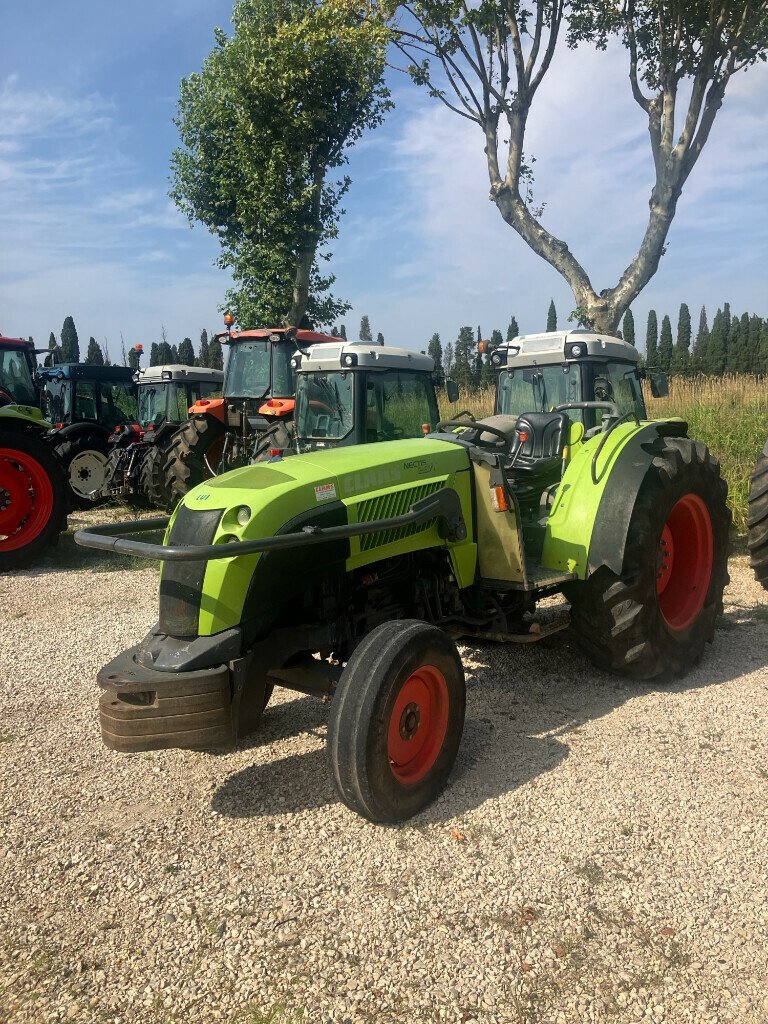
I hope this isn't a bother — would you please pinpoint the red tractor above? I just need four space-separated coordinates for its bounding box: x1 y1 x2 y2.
0 336 68 570
163 321 339 502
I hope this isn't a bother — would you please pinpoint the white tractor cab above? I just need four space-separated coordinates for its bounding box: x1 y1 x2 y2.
487 330 668 434
290 339 455 452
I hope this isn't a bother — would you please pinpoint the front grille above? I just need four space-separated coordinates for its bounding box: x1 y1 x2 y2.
159 506 224 637
355 482 442 552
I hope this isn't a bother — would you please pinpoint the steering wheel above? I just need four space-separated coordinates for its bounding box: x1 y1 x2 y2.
309 399 335 416
436 419 511 453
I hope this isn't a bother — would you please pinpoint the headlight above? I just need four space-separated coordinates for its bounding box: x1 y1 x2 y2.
236 505 251 527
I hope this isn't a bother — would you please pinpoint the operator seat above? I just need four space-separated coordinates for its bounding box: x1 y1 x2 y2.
505 411 569 511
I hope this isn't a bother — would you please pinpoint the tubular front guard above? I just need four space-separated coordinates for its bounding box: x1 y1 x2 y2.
73 487 467 562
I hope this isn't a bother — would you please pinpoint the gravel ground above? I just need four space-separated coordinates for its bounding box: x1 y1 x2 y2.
1 518 767 1024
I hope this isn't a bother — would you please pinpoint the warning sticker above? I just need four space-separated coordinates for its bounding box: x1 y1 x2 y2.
314 482 337 503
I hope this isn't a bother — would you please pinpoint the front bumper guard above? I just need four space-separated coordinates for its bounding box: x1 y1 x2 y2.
74 486 467 561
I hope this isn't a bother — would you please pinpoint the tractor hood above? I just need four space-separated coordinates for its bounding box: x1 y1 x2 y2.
163 438 473 639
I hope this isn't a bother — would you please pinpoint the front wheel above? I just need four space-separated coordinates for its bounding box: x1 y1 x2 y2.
0 429 67 571
567 437 730 680
327 620 465 823
747 451 768 590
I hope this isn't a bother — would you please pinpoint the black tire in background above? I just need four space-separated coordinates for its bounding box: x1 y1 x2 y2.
328 620 466 823
747 451 768 591
0 428 67 571
163 414 227 503
567 436 730 681
51 431 109 509
139 444 172 510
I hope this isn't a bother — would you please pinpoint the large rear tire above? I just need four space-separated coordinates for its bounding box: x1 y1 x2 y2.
328 620 465 823
52 431 109 509
567 437 730 680
139 444 172 509
0 429 67 571
747 451 768 590
163 415 226 503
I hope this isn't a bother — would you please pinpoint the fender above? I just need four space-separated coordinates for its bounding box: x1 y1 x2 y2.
0 404 52 429
190 396 226 422
51 421 111 442
542 419 688 579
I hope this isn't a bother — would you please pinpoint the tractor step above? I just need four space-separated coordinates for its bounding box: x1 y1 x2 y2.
523 561 576 591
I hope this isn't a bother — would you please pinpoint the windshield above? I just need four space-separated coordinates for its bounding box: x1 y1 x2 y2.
0 348 37 404
295 372 354 440
497 363 582 418
593 361 646 419
138 384 170 428
271 340 295 397
224 340 271 399
365 370 439 440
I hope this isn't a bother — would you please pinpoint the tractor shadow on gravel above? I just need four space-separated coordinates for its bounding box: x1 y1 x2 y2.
211 617 761 825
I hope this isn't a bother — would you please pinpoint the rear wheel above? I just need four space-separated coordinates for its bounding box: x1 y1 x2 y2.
139 444 172 509
747 451 768 590
328 620 465 822
163 415 226 503
567 437 730 680
0 429 67 571
52 431 108 508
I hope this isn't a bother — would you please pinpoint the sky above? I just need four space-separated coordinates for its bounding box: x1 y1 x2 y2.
1 1 766 360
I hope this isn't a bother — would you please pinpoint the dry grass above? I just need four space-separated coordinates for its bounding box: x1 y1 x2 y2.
444 374 768 532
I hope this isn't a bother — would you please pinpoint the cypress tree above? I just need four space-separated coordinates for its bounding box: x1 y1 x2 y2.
646 310 659 367
453 326 475 389
150 343 160 366
85 337 104 365
127 346 142 370
723 302 732 336
46 331 62 366
758 321 768 376
156 341 173 364
427 333 443 385
740 312 752 372
170 344 179 363
443 342 454 376
376 332 384 345
178 337 195 366
623 309 636 347
339 324 347 340
692 306 709 372
658 315 673 371
359 316 372 342
671 303 691 373
748 315 763 374
706 309 727 374
506 317 519 341
61 316 80 363
546 299 557 332
725 318 743 373
209 337 224 371
199 329 211 367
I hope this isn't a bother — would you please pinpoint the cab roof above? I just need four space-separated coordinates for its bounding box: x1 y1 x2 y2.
495 330 639 368
35 363 136 382
298 339 434 374
135 364 224 385
217 327 339 346
0 336 34 351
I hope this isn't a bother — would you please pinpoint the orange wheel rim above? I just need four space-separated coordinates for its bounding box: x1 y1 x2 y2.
0 448 54 551
387 665 449 785
656 493 714 631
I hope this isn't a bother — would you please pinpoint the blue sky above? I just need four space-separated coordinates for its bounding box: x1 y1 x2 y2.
1 2 766 359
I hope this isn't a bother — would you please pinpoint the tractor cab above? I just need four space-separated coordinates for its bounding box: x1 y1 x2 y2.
0 337 39 408
135 364 223 432
36 364 137 432
487 330 647 431
292 340 441 451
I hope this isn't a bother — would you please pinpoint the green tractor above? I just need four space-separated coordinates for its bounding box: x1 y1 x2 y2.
102 364 224 508
76 329 729 823
0 336 68 570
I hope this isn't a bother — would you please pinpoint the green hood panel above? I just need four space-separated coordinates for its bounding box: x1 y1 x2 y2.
171 437 475 636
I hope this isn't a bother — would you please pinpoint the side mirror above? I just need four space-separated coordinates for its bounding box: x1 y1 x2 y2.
445 378 459 403
650 372 669 398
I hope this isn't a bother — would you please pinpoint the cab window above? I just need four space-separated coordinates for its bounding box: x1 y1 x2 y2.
295 372 354 439
99 381 136 425
497 364 582 420
365 370 438 440
594 362 646 419
74 382 97 421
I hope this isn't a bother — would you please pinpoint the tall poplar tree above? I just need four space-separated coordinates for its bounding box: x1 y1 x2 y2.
199 329 211 368
658 315 674 371
671 303 691 373
359 315 373 341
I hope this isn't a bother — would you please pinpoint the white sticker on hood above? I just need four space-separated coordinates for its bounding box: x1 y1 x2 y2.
314 483 337 503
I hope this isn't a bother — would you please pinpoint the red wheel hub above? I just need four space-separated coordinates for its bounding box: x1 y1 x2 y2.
656 493 714 631
0 448 54 552
387 665 449 785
